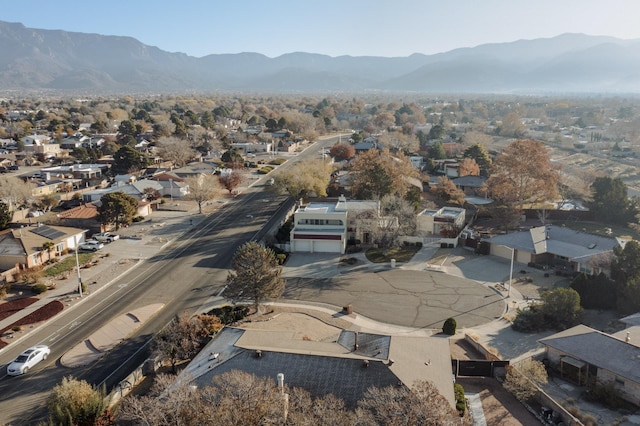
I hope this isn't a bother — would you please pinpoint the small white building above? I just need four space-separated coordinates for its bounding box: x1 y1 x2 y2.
417 207 466 236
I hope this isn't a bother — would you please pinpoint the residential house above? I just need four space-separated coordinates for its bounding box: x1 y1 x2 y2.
290 196 384 253
151 172 189 199
231 142 273 154
176 325 455 410
417 207 466 237
60 133 105 150
57 202 105 235
21 134 61 159
485 225 621 275
41 164 108 188
0 224 86 272
171 162 219 179
353 140 376 154
539 324 640 405
451 175 487 196
82 180 163 203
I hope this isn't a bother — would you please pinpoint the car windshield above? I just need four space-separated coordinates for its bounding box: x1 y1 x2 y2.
15 355 28 362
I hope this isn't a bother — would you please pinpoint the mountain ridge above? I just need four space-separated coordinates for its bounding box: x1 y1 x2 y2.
0 21 638 94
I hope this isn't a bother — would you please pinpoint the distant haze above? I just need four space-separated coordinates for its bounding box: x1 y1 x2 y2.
1 21 640 95
2 0 640 58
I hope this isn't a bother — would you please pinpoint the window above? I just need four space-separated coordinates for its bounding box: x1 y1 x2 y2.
615 377 625 386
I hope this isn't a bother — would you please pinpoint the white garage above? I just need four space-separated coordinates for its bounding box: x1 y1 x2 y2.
292 233 344 254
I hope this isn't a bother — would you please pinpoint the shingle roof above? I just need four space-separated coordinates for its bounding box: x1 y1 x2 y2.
486 225 618 261
539 325 640 384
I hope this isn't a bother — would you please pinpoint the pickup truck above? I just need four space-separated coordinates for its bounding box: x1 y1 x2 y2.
92 232 120 243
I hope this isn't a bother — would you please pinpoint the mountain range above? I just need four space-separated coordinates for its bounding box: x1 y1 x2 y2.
1 20 640 95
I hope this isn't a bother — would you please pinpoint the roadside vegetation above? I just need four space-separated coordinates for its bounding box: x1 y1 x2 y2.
365 244 422 263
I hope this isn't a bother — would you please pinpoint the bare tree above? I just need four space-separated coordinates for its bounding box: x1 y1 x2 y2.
156 136 197 168
153 313 215 374
349 148 418 200
432 176 466 206
0 176 34 211
486 139 561 211
184 174 222 214
224 242 284 308
504 359 548 401
218 171 247 195
357 380 461 425
359 195 417 250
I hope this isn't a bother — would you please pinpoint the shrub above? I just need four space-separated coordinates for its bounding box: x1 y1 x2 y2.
132 216 145 222
18 266 45 284
206 305 249 325
32 283 48 294
276 253 287 265
454 383 466 415
512 306 546 332
269 158 287 165
258 166 274 174
12 325 21 332
584 381 624 409
443 317 457 335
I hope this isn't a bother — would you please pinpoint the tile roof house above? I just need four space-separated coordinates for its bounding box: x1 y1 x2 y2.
485 225 620 275
539 324 640 404
0 224 86 272
57 203 104 234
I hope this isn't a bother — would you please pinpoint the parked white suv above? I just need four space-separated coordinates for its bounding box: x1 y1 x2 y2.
78 240 104 251
93 232 119 243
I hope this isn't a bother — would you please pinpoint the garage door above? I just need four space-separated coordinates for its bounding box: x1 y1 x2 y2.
312 240 342 253
293 240 311 252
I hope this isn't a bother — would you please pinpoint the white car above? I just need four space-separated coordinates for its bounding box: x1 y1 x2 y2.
7 345 50 375
93 232 119 243
78 240 104 251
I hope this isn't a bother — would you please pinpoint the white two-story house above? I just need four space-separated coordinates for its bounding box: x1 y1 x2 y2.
290 195 380 254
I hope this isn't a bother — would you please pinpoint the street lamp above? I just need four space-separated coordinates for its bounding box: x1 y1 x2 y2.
497 245 514 298
74 234 83 297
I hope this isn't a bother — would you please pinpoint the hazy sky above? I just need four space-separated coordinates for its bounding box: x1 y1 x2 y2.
3 0 640 58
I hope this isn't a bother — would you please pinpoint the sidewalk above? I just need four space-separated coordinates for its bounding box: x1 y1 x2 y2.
0 203 208 353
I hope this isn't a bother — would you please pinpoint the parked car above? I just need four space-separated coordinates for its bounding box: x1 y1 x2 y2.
93 232 119 243
7 345 50 375
8 165 19 170
78 240 104 251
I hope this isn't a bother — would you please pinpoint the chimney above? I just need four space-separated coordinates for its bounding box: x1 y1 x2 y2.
626 331 631 343
277 373 284 393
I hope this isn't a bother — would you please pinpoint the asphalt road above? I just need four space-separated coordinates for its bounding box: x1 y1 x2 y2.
0 135 346 425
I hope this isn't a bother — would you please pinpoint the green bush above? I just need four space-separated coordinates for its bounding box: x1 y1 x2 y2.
132 215 145 222
443 317 457 335
32 283 48 294
206 305 249 325
269 158 287 165
258 166 274 174
512 306 546 332
276 253 287 265
12 325 21 332
454 383 466 415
